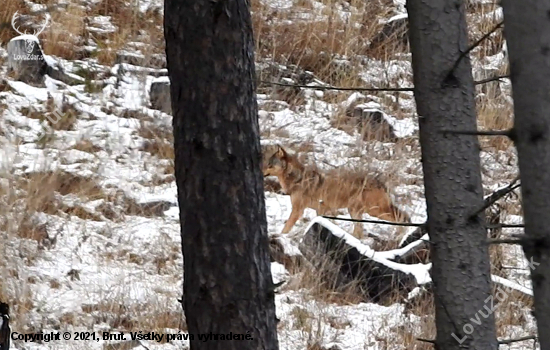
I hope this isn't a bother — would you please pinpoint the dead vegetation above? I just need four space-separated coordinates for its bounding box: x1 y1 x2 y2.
0 170 170 225
138 120 174 159
0 0 527 347
19 97 80 131
80 299 185 331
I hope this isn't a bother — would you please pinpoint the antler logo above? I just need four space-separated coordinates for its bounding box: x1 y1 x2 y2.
11 11 50 54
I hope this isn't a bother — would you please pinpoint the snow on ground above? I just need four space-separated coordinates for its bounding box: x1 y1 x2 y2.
0 0 536 349
0 57 430 349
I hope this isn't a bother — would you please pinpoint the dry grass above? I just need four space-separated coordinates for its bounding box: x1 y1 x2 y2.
138 121 174 160
0 0 164 64
476 82 513 151
252 0 400 85
466 1 505 61
19 97 80 132
0 169 170 226
0 0 22 44
87 0 164 66
81 298 184 331
283 243 402 306
72 138 103 154
0 0 529 346
40 4 87 59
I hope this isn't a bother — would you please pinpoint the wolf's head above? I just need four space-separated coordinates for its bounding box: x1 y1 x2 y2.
262 145 288 177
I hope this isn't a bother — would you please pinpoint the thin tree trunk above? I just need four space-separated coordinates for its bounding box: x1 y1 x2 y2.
406 1 498 349
500 1 550 348
164 1 279 349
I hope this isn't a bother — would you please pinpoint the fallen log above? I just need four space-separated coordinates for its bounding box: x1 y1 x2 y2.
299 217 430 303
299 217 534 303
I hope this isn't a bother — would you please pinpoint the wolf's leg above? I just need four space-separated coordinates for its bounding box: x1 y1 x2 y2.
316 202 333 216
282 197 305 234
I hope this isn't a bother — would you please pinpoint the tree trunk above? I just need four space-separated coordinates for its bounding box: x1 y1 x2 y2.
164 1 279 349
406 1 498 349
500 1 550 348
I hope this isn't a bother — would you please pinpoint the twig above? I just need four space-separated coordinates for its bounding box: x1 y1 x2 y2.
322 215 425 227
488 238 524 245
322 160 338 168
416 338 435 344
137 340 151 350
475 74 510 85
498 335 537 345
416 335 538 347
416 335 539 345
449 21 504 75
471 176 521 217
259 80 414 92
501 265 530 271
440 129 513 137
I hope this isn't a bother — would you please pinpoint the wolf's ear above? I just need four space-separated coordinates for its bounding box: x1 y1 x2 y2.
276 145 287 158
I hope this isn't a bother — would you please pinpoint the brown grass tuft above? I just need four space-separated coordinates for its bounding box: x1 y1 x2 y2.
138 121 174 159
72 139 102 154
0 0 22 44
40 4 87 60
252 0 401 85
476 82 513 151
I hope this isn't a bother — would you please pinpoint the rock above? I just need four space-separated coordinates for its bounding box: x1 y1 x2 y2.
116 52 166 69
368 14 409 55
7 35 48 85
149 77 172 114
255 61 315 97
352 105 398 142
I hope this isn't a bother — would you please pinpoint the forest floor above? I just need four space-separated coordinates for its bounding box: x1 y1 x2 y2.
0 0 537 349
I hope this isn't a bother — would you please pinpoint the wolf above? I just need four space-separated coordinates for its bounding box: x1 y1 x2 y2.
262 145 410 237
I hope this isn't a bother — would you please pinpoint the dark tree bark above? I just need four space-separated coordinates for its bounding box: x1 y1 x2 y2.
500 1 550 348
406 1 498 349
164 1 279 349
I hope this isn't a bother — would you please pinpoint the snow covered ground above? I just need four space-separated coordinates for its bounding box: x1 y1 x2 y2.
0 0 538 349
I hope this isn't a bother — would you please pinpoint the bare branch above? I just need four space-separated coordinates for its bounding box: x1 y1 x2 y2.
488 238 524 245
475 74 510 85
449 21 504 75
471 176 521 217
440 129 513 137
416 338 435 344
416 335 538 346
321 215 425 227
258 80 414 92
